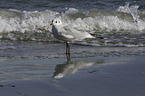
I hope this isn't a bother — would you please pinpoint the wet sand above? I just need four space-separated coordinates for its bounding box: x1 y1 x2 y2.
0 54 145 96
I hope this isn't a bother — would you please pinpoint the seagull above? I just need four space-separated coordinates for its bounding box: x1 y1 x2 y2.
51 18 94 60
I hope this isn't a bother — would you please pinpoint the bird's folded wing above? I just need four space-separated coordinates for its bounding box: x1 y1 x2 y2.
60 33 74 39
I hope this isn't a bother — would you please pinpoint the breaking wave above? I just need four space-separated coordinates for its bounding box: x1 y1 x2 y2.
0 3 145 46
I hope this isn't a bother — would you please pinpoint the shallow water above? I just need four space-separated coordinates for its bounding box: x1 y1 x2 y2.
0 41 145 82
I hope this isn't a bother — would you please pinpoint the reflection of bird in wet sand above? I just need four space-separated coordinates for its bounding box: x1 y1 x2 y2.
53 61 96 78
51 18 94 60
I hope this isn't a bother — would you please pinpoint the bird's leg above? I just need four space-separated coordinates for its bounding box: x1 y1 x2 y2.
68 42 70 59
66 41 70 61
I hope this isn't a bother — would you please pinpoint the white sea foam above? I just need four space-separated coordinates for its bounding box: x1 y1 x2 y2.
0 4 144 44
0 4 144 33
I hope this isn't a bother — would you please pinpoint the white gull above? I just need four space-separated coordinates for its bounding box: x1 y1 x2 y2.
51 18 94 60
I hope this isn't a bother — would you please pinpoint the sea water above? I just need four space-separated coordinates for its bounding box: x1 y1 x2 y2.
0 0 145 81
0 0 144 46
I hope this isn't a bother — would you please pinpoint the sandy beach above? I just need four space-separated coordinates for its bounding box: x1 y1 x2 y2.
0 42 145 96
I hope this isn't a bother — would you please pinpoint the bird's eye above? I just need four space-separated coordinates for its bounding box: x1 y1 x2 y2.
58 21 60 23
55 21 57 23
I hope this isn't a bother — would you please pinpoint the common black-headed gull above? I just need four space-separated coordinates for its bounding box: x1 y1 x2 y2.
51 18 94 60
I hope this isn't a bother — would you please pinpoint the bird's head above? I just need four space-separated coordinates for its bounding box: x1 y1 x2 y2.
51 18 62 26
